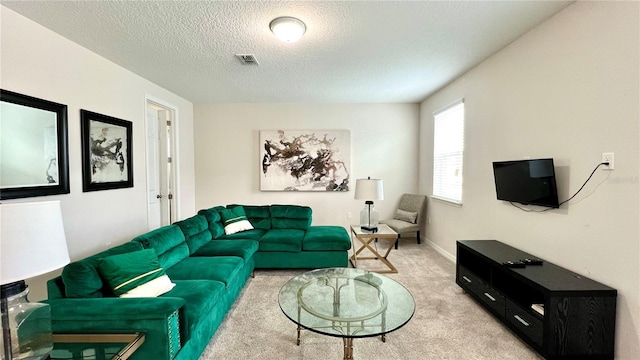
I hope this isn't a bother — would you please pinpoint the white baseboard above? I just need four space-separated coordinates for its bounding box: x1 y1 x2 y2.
425 238 456 263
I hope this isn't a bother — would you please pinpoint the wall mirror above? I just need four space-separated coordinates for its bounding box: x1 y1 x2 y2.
0 89 70 199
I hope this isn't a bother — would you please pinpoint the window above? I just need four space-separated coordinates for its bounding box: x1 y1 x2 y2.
432 99 465 204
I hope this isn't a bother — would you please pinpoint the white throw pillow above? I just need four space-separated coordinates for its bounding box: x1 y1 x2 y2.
224 220 254 235
120 274 176 298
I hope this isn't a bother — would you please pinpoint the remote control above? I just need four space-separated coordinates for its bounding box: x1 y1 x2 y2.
522 258 543 265
503 260 526 268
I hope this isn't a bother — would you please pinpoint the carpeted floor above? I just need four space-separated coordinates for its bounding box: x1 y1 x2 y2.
199 238 544 359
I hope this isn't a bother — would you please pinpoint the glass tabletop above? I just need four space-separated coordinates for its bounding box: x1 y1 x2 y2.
278 268 415 339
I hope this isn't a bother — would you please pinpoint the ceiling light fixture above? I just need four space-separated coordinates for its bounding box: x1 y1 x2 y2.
269 16 306 43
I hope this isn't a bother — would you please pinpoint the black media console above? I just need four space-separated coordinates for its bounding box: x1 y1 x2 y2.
456 240 616 360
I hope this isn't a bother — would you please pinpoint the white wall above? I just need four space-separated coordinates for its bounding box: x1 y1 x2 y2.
419 2 639 358
194 103 420 229
0 7 196 300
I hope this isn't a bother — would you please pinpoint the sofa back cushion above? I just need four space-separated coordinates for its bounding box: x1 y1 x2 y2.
270 205 312 230
198 207 226 239
227 204 272 230
61 241 144 298
175 215 212 254
132 225 189 269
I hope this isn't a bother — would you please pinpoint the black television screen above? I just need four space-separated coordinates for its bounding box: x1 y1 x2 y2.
492 158 560 208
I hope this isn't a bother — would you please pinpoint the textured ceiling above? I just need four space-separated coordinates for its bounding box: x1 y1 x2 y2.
2 1 573 104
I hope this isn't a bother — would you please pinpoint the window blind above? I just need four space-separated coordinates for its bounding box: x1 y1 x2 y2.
433 100 465 204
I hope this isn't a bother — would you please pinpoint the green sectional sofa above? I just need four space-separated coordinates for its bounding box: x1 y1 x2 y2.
46 204 350 360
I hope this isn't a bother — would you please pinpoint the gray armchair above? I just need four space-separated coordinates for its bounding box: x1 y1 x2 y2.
381 193 427 249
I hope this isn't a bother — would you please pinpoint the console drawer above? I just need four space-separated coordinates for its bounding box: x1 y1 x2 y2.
457 266 482 292
476 283 505 317
458 266 505 317
505 299 543 346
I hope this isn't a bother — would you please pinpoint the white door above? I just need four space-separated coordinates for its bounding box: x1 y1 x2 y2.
146 103 176 229
146 107 162 229
157 109 172 224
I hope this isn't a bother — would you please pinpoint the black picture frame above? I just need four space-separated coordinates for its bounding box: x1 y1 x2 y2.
80 110 133 192
0 89 70 200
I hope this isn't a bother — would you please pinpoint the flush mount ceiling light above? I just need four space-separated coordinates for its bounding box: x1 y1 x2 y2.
269 16 306 43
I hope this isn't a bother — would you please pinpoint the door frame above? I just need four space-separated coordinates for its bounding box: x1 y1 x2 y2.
145 94 180 226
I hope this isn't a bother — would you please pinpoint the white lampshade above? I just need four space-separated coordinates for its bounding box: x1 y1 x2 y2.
354 178 384 201
1 200 70 284
270 16 306 43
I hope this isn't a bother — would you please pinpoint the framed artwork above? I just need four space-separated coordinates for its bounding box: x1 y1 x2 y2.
80 110 133 192
0 89 70 200
260 129 350 191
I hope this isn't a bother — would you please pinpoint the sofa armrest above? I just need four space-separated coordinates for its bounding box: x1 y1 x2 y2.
47 277 65 299
45 297 185 360
46 297 184 320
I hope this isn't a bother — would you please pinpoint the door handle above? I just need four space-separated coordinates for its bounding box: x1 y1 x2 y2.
156 195 163 199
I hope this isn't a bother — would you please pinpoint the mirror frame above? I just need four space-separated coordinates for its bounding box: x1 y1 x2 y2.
0 89 70 200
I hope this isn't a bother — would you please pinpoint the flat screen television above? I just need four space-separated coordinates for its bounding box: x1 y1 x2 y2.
492 158 560 208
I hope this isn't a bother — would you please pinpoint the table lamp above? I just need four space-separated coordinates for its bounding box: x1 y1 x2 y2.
354 177 383 232
1 201 70 360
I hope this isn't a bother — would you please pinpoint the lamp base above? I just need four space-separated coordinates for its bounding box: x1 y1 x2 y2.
359 201 379 233
360 225 378 232
1 281 53 360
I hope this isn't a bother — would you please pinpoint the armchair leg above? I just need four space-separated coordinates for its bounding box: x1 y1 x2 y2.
417 231 421 244
395 234 401 250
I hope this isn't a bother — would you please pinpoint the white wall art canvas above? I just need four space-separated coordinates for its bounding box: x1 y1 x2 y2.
80 110 133 192
260 129 350 191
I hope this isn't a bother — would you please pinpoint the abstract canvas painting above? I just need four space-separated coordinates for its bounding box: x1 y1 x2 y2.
80 110 133 192
260 129 350 191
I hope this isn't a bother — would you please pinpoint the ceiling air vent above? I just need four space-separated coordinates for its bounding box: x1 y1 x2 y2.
236 54 259 65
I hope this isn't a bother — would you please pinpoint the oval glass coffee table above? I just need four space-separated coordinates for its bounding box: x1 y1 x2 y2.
278 268 415 360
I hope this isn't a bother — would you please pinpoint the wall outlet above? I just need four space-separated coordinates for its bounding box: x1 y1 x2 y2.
347 211 352 219
602 152 614 170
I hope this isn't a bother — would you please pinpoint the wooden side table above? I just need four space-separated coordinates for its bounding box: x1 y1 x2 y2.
49 332 145 360
349 224 399 273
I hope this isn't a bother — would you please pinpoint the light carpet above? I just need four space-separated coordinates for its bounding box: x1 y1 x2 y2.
199 239 544 360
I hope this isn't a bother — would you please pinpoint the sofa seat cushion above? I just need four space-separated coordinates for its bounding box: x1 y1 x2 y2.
270 205 312 230
303 226 351 251
259 229 304 252
218 228 266 241
163 280 225 341
191 240 259 260
62 241 145 298
165 256 244 288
